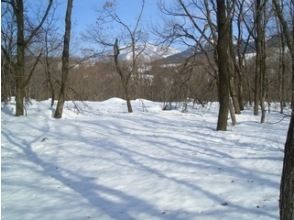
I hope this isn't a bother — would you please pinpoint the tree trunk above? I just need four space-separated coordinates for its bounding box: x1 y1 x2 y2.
278 28 286 114
236 2 245 111
229 97 236 126
113 38 133 113
8 0 52 116
272 0 294 109
15 0 25 116
259 0 266 124
123 84 133 113
280 111 294 220
229 21 241 114
44 34 55 107
54 0 73 118
237 66 244 111
254 67 260 115
292 53 294 109
216 0 230 131
245 72 252 106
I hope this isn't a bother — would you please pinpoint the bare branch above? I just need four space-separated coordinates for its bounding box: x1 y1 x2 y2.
23 51 43 87
25 0 53 46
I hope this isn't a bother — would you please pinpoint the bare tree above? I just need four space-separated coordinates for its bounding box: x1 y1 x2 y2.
54 0 74 118
85 0 146 113
2 0 53 116
41 4 62 107
277 16 287 113
273 0 294 109
216 0 234 131
254 0 268 123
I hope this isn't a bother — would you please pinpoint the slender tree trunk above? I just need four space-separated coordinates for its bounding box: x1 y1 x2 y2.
44 34 55 107
259 0 266 124
278 29 286 114
254 66 260 116
237 65 244 111
216 0 230 131
254 1 261 116
123 83 133 113
245 72 252 106
47 68 55 107
236 2 245 111
229 21 241 114
229 97 236 126
280 110 294 220
15 0 25 116
54 0 73 118
272 0 294 109
113 38 133 113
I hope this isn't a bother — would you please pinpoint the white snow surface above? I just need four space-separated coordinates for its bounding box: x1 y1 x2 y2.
117 43 179 61
1 99 290 220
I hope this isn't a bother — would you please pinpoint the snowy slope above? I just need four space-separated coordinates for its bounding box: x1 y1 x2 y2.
116 43 179 62
1 99 290 220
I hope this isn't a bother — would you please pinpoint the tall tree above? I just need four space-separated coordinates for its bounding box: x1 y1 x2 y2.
273 0 294 109
277 18 286 114
280 111 294 220
41 5 62 107
2 0 53 116
54 0 74 118
216 0 233 131
255 0 267 123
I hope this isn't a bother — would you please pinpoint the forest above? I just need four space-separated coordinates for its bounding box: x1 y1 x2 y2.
1 0 294 219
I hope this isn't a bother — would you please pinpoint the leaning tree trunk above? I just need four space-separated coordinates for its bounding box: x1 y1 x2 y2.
229 97 236 126
54 0 73 118
280 111 294 220
216 0 230 131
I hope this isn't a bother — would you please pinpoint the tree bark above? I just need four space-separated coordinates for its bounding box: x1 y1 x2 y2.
124 85 133 113
258 0 267 123
216 0 230 131
54 0 73 118
280 111 294 220
229 21 241 114
272 0 294 109
278 26 286 114
229 97 236 126
15 0 25 116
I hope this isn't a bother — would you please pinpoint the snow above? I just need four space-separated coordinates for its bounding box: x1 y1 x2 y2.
116 43 179 62
1 99 290 220
244 52 256 60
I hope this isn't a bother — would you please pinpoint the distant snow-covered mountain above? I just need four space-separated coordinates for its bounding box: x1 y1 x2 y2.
114 43 179 62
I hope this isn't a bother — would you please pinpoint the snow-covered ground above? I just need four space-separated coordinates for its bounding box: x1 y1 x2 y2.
1 99 290 220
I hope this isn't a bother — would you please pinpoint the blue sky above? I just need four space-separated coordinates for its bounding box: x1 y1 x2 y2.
48 0 164 54
70 0 161 32
20 0 182 55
